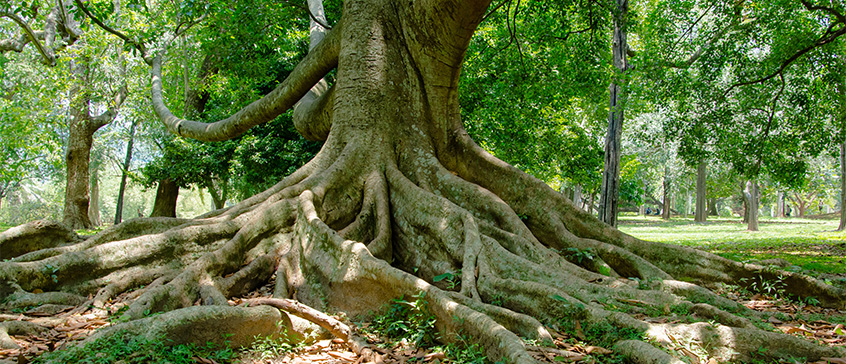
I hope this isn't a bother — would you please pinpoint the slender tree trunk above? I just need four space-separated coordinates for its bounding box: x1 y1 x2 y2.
588 193 595 214
150 179 178 218
790 193 809 217
839 141 846 231
598 0 628 227
685 191 691 217
777 191 785 217
114 119 138 225
88 167 101 226
572 184 582 210
745 180 759 231
204 178 227 210
694 160 707 222
662 167 670 220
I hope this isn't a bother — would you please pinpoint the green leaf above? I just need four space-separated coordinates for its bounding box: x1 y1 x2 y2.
433 273 453 282
551 295 568 302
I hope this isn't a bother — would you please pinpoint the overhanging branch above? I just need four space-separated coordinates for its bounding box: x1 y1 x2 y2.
151 19 342 142
726 2 846 93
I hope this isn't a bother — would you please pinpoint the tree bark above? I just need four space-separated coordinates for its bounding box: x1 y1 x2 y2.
149 179 178 218
63 60 95 230
707 197 718 216
694 160 707 222
88 166 101 226
745 180 759 231
203 177 228 210
114 119 138 225
840 141 846 231
662 166 670 220
777 191 785 218
598 0 628 227
572 184 582 210
62 57 126 229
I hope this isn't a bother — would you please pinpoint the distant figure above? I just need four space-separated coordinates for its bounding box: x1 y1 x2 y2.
646 207 652 215
654 209 661 216
819 202 823 215
137 207 144 218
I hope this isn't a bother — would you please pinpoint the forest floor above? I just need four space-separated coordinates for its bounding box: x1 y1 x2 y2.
2 216 846 364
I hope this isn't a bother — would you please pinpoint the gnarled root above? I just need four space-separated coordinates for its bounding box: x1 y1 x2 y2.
1 140 845 364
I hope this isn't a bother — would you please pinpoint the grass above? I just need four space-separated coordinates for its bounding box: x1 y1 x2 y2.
618 214 846 275
32 330 237 364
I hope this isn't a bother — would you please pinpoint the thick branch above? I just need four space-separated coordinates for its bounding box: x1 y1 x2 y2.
72 0 150 64
91 58 129 129
151 19 342 142
727 11 846 92
1 11 55 66
662 21 737 69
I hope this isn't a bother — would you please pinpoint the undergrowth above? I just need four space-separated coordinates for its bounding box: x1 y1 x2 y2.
366 293 492 363
32 330 236 364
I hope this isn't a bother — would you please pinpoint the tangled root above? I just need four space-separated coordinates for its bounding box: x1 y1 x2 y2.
1 143 845 364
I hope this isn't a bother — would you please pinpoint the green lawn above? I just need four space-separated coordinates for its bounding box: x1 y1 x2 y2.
618 214 846 275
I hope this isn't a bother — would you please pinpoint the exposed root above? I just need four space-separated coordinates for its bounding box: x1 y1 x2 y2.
0 220 82 260
2 134 846 364
244 298 370 353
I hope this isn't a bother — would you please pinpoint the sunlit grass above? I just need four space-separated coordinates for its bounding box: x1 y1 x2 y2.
618 215 846 275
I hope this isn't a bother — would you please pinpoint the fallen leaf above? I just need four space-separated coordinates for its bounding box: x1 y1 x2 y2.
785 326 814 335
708 359 718 364
835 324 845 336
767 316 783 324
585 346 612 355
424 352 445 361
678 348 700 364
821 358 846 364
574 321 585 340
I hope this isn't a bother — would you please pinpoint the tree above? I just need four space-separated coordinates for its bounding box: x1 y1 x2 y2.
3 1 846 363
1 1 129 229
694 159 707 222
598 0 629 227
113 119 138 224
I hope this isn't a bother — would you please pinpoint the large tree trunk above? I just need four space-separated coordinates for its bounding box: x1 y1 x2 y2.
62 58 125 229
114 119 138 225
694 160 707 222
745 180 759 231
149 179 178 218
598 0 628 227
3 1 846 363
62 61 95 230
707 197 718 216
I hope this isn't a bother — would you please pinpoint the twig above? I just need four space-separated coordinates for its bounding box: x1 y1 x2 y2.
242 298 374 358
